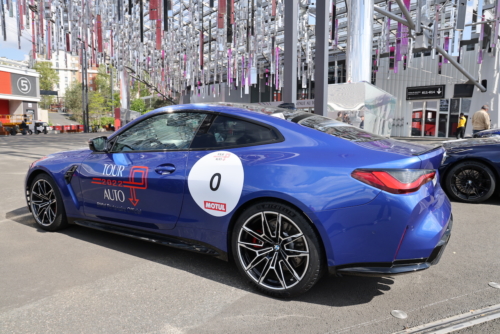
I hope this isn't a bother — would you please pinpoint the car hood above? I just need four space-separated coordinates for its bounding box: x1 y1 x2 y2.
443 137 500 150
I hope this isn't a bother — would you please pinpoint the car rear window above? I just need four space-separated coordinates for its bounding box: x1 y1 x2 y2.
297 115 385 142
190 115 280 149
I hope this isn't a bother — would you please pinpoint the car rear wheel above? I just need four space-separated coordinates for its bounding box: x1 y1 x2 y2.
28 130 33 135
445 161 496 203
232 201 324 298
29 174 68 231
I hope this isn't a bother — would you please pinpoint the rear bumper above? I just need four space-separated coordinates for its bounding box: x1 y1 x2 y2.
329 215 453 277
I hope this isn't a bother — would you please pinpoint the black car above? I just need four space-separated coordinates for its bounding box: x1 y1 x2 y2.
440 138 500 203
473 128 500 138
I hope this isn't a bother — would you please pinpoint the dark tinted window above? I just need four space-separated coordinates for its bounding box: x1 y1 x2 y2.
112 112 207 152
190 115 280 149
298 115 385 142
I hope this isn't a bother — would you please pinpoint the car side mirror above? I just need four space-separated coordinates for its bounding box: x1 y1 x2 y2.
89 136 108 152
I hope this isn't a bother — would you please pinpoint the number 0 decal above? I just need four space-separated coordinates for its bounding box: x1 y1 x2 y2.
210 173 221 191
188 151 244 217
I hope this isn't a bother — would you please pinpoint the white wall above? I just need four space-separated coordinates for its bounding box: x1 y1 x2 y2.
375 47 498 137
9 100 23 115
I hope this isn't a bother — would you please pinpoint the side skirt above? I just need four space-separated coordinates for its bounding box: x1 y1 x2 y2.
73 219 228 261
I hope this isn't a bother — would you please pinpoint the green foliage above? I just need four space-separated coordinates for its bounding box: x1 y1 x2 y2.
100 116 115 126
40 96 54 109
130 98 147 114
64 67 120 125
64 81 83 122
33 62 59 90
88 91 107 126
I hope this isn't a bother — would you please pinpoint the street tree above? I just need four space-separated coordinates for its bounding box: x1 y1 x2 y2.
33 62 59 109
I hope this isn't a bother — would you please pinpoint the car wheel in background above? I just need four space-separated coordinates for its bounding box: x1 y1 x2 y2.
28 130 33 135
29 174 68 231
445 161 496 203
232 201 324 298
35 130 40 134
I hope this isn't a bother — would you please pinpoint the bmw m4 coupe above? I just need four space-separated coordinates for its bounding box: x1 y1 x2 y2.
25 103 452 297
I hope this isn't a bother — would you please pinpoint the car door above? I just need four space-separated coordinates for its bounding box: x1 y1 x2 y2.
178 114 284 230
78 111 209 231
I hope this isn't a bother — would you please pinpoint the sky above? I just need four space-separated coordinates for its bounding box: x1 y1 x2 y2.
0 3 33 61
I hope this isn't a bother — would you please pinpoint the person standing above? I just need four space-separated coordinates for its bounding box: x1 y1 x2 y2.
359 116 365 129
471 105 490 135
456 113 466 139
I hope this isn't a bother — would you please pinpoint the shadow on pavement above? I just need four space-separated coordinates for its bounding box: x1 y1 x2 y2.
7 207 393 306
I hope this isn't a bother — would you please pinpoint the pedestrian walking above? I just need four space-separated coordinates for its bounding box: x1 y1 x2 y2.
471 105 490 135
456 113 466 139
359 116 365 129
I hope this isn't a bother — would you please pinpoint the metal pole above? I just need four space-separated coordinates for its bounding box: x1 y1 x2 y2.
347 0 374 83
81 42 88 133
394 0 416 30
374 6 411 27
283 0 298 105
314 0 329 116
110 65 113 115
436 45 487 92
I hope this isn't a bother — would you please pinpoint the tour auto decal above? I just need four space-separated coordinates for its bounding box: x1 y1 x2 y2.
188 151 244 217
91 165 148 207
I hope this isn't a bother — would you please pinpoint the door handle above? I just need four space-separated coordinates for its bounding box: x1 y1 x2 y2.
155 165 176 175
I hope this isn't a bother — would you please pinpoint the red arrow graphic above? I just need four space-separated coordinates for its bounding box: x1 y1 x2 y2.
129 188 139 206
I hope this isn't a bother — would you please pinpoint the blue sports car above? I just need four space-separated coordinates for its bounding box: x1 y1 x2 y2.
440 137 500 203
25 103 452 297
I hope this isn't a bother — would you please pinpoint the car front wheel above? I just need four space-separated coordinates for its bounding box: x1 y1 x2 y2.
445 161 496 203
29 174 68 231
232 201 324 298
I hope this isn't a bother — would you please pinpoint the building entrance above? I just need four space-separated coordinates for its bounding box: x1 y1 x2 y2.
411 101 438 137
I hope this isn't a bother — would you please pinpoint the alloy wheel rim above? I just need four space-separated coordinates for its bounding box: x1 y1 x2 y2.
30 179 57 226
237 212 310 290
452 167 491 200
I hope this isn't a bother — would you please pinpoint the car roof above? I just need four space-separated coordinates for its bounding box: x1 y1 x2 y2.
152 103 294 122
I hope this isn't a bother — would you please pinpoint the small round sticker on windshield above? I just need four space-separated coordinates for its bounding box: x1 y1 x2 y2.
188 151 244 217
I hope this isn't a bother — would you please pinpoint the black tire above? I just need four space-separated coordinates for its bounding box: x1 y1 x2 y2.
29 174 68 231
445 161 496 203
28 130 33 135
35 130 40 135
10 128 17 135
232 201 324 298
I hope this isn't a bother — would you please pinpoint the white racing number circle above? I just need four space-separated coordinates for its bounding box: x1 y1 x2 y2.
188 151 244 217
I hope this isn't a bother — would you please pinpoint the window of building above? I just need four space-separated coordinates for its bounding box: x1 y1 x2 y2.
466 44 475 51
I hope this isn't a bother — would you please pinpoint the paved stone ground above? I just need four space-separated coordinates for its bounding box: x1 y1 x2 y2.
0 133 499 334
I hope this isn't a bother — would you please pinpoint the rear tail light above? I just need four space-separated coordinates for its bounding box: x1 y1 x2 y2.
351 169 436 194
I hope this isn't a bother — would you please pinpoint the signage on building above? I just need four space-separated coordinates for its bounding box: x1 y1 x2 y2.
0 71 38 98
406 85 445 100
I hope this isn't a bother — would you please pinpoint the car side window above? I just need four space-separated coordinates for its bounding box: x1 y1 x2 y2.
112 112 207 152
190 115 280 149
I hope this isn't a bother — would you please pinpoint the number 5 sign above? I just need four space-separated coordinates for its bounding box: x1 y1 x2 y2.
17 77 32 94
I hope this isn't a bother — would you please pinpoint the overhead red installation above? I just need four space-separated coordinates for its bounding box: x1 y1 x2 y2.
97 14 103 52
218 0 226 28
154 0 162 49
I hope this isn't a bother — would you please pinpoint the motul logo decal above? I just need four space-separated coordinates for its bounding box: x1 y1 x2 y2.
204 201 226 212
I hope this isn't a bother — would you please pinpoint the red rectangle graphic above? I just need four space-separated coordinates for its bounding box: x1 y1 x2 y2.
204 201 226 212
